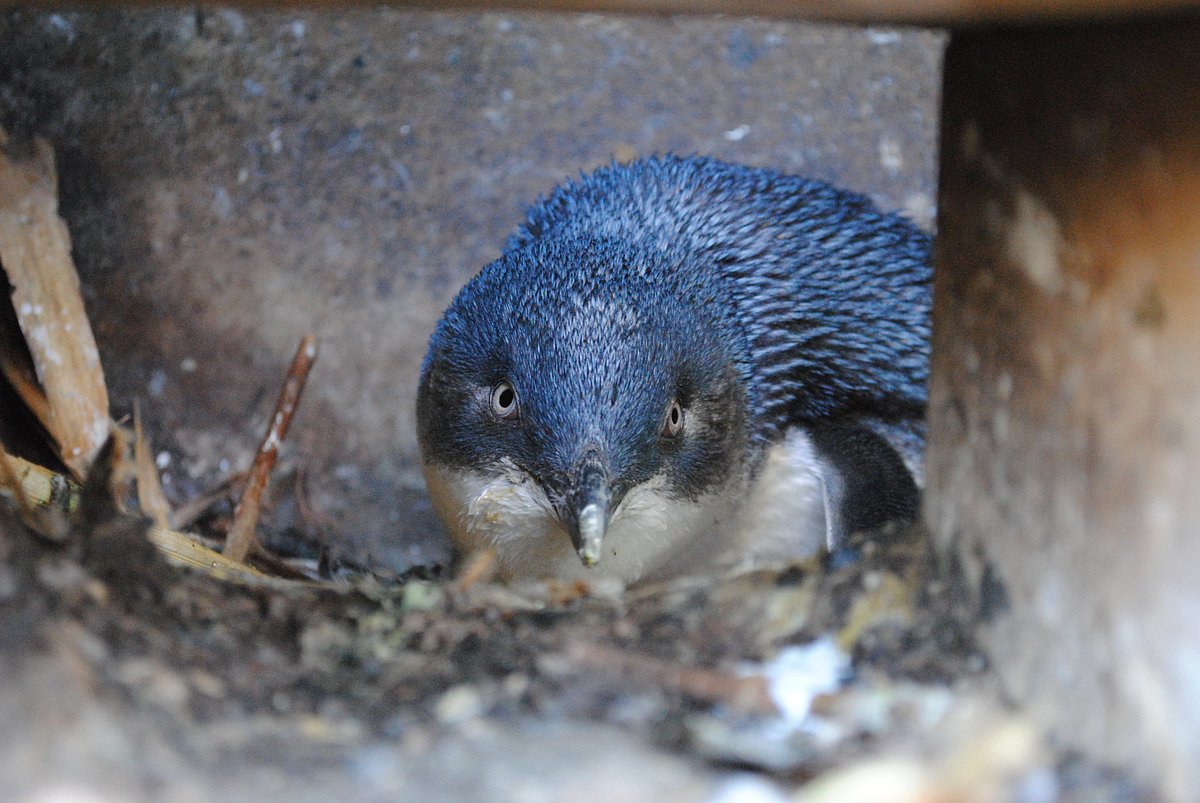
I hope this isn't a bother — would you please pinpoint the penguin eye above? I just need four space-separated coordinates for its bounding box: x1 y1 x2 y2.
661 399 684 438
490 380 520 420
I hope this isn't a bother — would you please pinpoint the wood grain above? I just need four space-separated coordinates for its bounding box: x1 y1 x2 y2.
0 129 110 479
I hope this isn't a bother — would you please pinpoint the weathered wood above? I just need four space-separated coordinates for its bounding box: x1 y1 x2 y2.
0 129 110 479
5 0 1199 24
929 20 1200 800
384 0 1200 22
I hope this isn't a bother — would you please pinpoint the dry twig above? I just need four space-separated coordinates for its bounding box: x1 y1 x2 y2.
223 334 317 562
0 446 75 540
0 446 34 521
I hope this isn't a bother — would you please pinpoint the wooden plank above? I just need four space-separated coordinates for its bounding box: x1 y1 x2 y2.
391 0 1200 23
4 0 1198 24
929 19 1200 801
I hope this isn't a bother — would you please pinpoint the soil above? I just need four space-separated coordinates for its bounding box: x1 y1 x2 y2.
0 492 1147 801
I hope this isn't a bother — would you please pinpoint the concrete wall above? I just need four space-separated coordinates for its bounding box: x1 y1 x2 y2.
0 9 943 568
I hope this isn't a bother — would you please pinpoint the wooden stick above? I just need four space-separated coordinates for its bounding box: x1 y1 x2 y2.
149 524 325 591
222 334 317 563
0 447 35 521
0 128 110 478
0 446 77 540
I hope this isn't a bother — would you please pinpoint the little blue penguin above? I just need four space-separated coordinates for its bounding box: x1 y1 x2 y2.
417 155 931 586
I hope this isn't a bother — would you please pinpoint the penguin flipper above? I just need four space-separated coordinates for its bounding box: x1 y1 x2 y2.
807 421 921 550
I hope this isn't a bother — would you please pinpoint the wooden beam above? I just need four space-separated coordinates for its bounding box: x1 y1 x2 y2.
4 0 1199 25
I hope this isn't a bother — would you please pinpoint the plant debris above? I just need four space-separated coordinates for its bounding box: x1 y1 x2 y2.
0 496 1149 801
224 333 317 563
0 127 109 478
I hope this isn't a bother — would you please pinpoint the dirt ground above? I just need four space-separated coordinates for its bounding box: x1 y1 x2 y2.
0 9 1150 802
0 490 1145 801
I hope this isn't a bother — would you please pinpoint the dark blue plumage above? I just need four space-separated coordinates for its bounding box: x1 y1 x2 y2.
417 155 931 584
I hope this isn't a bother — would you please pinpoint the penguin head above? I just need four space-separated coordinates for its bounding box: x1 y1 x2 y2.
417 236 749 568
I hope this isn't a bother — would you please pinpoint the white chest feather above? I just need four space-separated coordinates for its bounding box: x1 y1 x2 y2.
422 431 829 587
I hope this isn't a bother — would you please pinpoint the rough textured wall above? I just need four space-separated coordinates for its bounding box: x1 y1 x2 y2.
0 10 943 568
929 21 1200 801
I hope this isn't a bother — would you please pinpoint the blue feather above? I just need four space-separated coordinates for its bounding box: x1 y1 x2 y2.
423 155 930 464
417 152 931 570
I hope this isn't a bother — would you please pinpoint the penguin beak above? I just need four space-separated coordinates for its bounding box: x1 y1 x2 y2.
565 449 610 567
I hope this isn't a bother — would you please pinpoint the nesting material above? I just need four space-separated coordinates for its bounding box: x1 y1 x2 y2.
133 402 172 531
223 333 318 563
0 446 75 540
0 127 109 478
0 128 325 589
